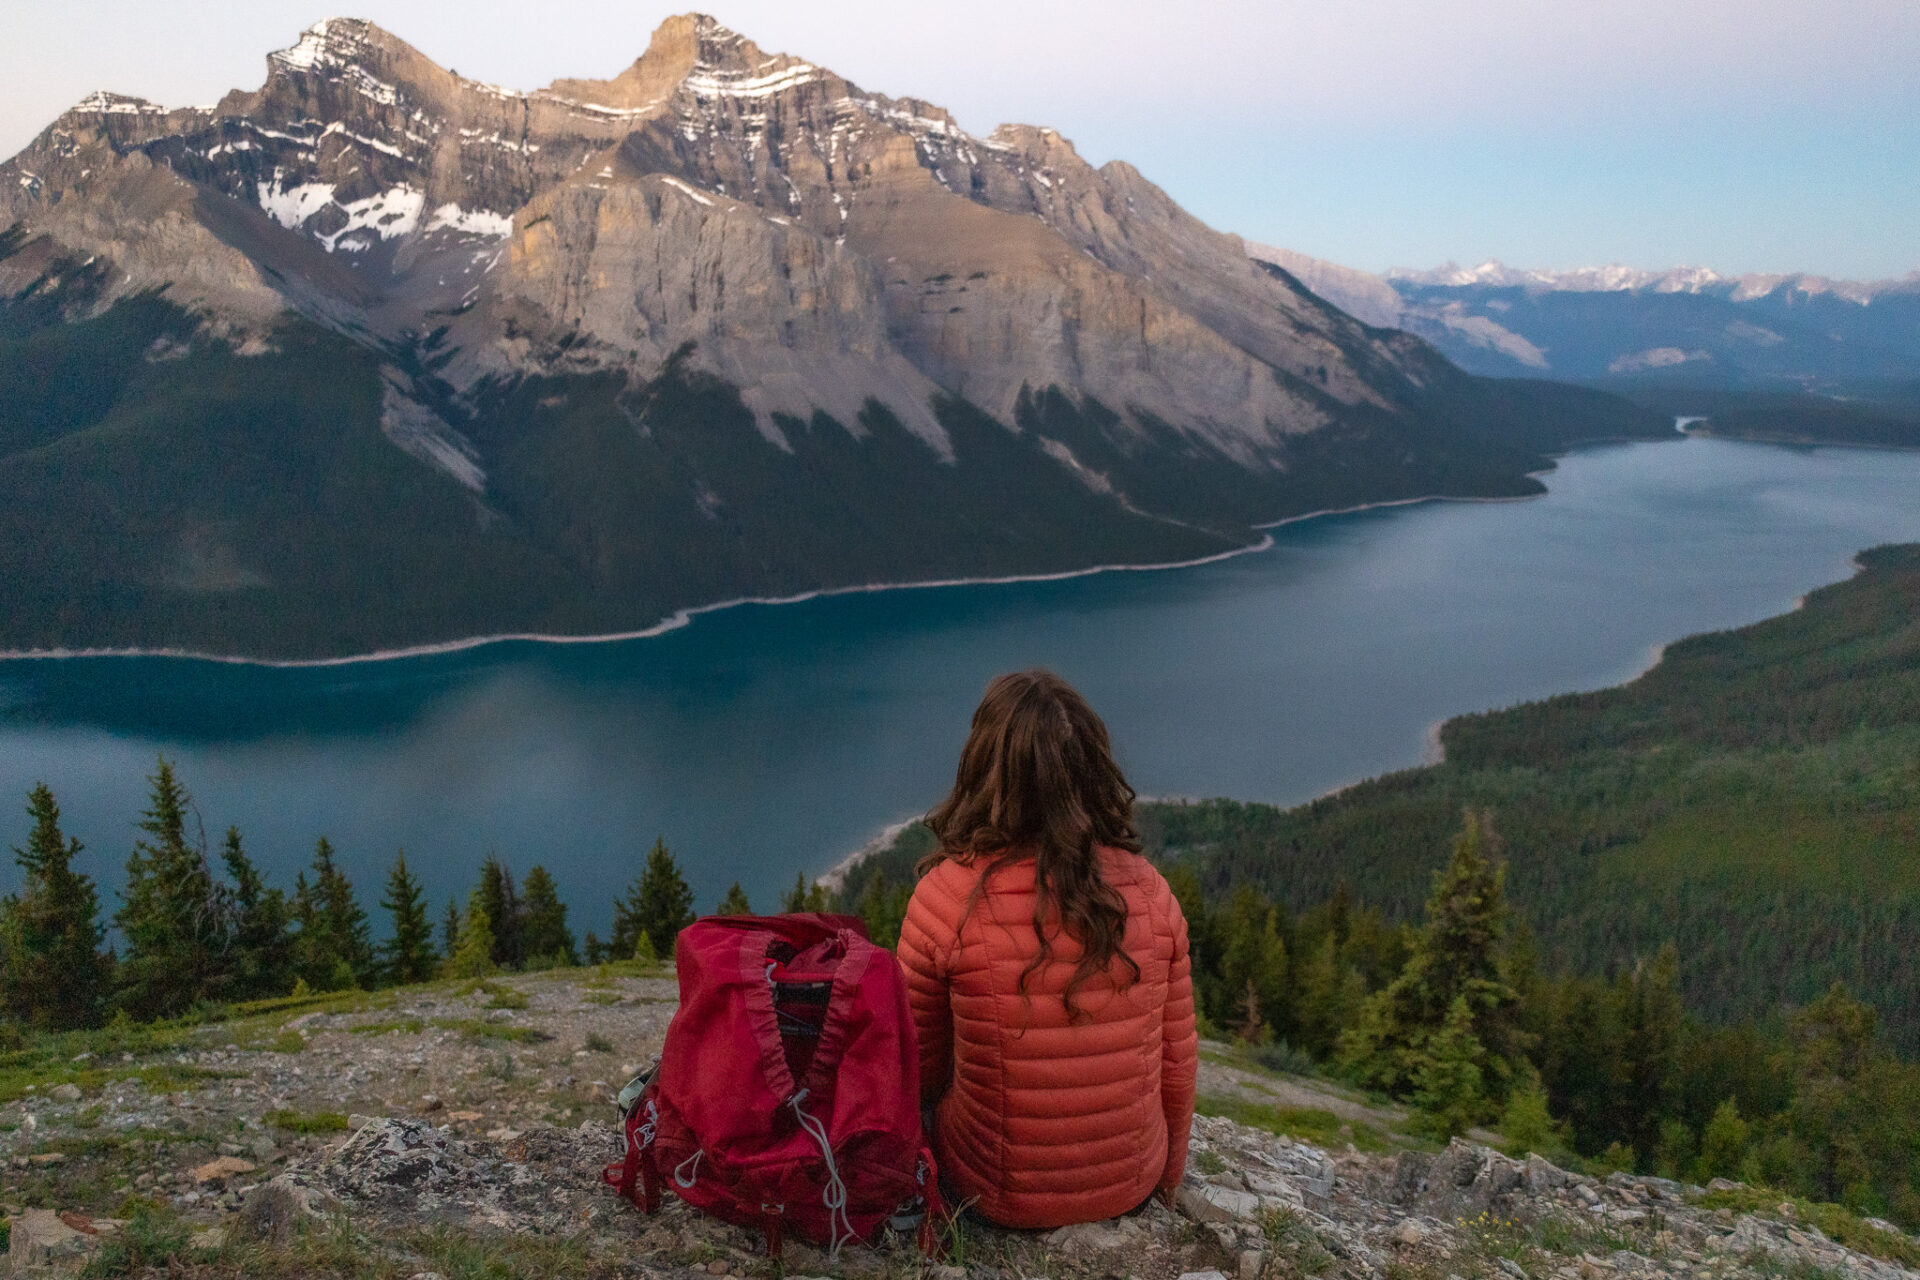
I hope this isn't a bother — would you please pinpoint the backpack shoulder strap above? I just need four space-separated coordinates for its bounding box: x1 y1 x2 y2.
601 1087 663 1212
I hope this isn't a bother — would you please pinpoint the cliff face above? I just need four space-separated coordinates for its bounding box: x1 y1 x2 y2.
0 15 1443 453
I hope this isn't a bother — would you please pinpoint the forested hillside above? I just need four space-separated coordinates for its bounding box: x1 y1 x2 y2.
1136 542 1920 1052
1628 385 1920 449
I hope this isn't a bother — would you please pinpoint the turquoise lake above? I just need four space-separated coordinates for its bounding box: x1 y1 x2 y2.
4 433 1920 934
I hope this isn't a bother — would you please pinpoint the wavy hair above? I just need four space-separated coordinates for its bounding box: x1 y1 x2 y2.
920 670 1141 1017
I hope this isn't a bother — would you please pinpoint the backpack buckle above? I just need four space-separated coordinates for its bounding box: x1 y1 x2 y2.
614 1061 658 1119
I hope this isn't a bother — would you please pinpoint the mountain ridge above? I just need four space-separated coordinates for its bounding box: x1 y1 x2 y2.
1248 244 1920 386
0 14 1665 659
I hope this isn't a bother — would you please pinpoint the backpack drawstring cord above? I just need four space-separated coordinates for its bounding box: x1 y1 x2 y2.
787 1088 853 1257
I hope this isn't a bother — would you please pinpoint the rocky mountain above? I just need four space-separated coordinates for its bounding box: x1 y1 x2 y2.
0 16 1661 659
1249 247 1920 388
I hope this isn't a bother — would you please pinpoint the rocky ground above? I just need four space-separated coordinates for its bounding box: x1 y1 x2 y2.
5 965 1919 1279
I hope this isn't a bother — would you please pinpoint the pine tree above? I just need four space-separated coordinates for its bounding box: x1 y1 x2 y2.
1411 994 1487 1138
1325 879 1353 950
114 758 232 1020
1209 888 1291 1035
1498 1064 1569 1158
441 899 462 959
855 871 910 948
612 839 694 959
1788 983 1880 1203
582 930 605 964
221 827 294 1001
1654 1118 1697 1180
0 784 111 1030
1611 944 1687 1159
478 856 525 970
1696 1098 1752 1181
292 838 373 991
444 889 497 978
380 851 437 986
1339 810 1522 1099
715 882 752 916
779 871 830 914
1294 932 1365 1061
519 866 577 967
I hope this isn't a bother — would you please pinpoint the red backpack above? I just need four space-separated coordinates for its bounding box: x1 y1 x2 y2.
603 913 944 1257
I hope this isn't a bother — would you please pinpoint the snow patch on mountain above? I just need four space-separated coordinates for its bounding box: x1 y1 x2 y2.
425 203 513 240
682 61 822 101
1608 347 1711 374
657 175 714 207
255 179 426 251
1388 259 1721 292
72 92 168 116
1388 258 1916 304
257 180 338 231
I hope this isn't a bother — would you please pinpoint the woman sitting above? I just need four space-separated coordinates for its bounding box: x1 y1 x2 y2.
897 670 1198 1229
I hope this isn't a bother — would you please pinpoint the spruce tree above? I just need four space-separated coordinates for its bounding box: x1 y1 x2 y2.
1293 932 1365 1061
779 870 830 914
1216 888 1290 1038
855 871 910 948
1696 1098 1752 1181
715 882 752 916
1325 880 1353 950
380 850 437 986
478 856 525 970
519 866 577 967
441 898 462 959
582 930 605 964
444 889 497 978
1339 809 1522 1099
1497 1064 1569 1158
292 838 373 991
0 784 111 1030
1411 994 1487 1138
114 759 232 1020
1788 983 1880 1202
613 839 694 959
221 827 294 1001
1611 944 1686 1158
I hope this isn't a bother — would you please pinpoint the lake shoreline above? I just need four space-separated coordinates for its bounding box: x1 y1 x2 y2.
0 489 1546 671
10 436 1918 922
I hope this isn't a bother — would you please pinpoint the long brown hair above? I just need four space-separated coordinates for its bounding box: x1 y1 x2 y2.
920 670 1142 1016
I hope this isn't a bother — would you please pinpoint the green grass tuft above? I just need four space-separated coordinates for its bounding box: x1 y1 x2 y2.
1196 1092 1392 1152
432 1018 552 1045
264 1108 351 1134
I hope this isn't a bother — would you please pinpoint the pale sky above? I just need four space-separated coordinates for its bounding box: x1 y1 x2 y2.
4 0 1916 280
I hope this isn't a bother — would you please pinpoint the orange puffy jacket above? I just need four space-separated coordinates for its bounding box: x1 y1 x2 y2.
895 846 1198 1229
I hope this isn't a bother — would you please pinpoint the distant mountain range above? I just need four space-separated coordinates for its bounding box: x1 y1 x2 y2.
0 16 1663 659
1250 246 1920 390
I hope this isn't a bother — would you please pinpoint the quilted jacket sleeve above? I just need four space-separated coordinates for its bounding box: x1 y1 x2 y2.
896 868 960 1107
1158 883 1199 1190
